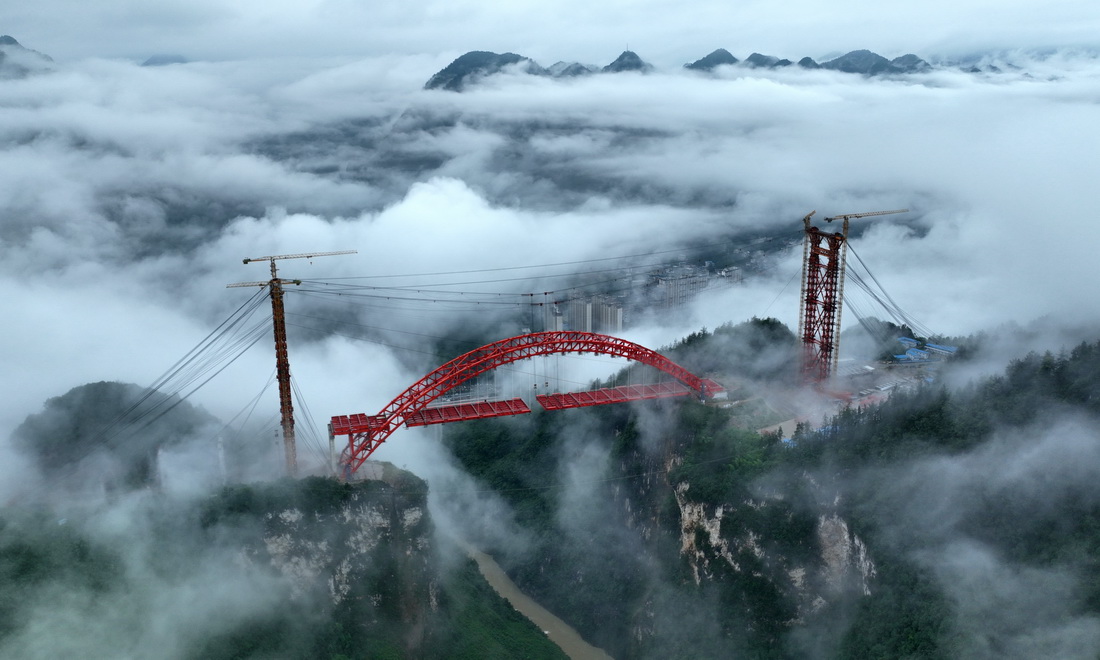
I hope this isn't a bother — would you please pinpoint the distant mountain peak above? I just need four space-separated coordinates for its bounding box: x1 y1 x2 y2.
816 50 932 75
744 52 792 68
549 61 596 77
142 54 189 67
424 51 547 91
602 50 653 73
891 53 932 73
821 49 893 75
685 48 739 71
422 49 661 90
817 49 929 75
0 35 54 79
420 46 946 91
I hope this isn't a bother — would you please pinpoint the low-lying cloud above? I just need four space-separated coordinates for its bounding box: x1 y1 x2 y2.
2 47 1099 482
852 416 1100 658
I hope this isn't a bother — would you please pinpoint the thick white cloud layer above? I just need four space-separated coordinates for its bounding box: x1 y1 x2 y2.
3 19 1098 656
2 44 1099 478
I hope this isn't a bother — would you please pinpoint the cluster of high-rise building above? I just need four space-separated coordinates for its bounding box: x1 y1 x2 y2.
646 263 742 308
537 262 743 333
542 297 624 333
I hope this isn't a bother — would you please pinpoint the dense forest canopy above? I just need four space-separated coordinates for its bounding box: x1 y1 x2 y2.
440 335 1100 658
11 381 220 492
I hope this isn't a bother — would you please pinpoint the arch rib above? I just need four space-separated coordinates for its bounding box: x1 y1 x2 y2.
334 331 713 476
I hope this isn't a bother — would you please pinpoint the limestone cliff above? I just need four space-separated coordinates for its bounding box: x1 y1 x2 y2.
445 402 882 659
200 468 566 658
673 483 876 622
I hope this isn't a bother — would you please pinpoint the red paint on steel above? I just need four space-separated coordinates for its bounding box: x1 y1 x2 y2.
405 398 532 427
537 382 694 410
333 331 721 476
799 225 847 384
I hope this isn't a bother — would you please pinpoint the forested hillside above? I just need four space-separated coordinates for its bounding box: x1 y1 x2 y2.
7 324 1100 658
0 473 565 659
443 331 1100 659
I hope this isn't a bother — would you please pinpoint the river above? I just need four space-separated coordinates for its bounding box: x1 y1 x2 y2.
461 542 615 660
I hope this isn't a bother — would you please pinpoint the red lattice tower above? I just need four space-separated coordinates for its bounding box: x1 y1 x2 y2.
798 212 848 383
797 209 907 384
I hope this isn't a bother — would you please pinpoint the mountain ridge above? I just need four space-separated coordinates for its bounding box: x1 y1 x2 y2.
0 34 54 79
426 47 941 90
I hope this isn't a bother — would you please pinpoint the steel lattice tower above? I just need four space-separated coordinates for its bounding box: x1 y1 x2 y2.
797 209 908 384
798 212 849 384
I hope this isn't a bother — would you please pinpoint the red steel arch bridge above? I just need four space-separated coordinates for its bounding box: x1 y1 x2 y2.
330 331 724 477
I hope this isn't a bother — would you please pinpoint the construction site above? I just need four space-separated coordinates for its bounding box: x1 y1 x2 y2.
206 207 961 480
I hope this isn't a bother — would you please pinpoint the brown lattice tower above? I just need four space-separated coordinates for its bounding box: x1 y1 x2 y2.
228 250 356 476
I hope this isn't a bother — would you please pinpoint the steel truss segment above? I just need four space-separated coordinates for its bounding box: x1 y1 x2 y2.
334 331 714 474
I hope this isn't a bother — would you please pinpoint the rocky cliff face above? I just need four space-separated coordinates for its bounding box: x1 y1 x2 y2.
256 479 434 609
202 467 566 658
673 486 876 618
447 402 881 658
645 450 876 635
202 469 440 654
816 512 876 597
0 465 567 659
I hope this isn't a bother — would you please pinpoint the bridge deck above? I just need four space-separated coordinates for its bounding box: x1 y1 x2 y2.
331 380 724 435
539 382 692 410
330 413 376 436
405 398 532 427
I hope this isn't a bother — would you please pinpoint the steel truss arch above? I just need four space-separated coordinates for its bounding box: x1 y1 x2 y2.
335 331 713 475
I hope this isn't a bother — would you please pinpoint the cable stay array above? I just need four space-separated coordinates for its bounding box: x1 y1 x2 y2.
270 236 803 407
262 232 803 417
29 230 814 486
304 237 787 283
47 217 939 484
288 231 802 314
46 289 275 482
843 242 935 341
290 377 332 471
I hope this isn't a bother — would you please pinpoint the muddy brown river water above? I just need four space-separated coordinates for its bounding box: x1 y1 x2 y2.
463 543 615 660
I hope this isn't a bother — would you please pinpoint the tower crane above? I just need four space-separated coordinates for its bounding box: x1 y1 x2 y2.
823 208 908 235
228 249 356 477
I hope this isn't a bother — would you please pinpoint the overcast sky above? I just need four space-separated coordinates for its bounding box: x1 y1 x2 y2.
6 1 1100 65
3 5 1100 481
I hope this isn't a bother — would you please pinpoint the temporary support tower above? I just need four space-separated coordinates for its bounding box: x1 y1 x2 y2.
798 210 906 384
229 250 355 476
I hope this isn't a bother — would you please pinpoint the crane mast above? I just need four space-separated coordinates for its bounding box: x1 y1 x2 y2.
228 249 356 477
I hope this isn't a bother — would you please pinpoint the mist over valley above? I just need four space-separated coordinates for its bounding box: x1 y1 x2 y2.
3 7 1100 656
